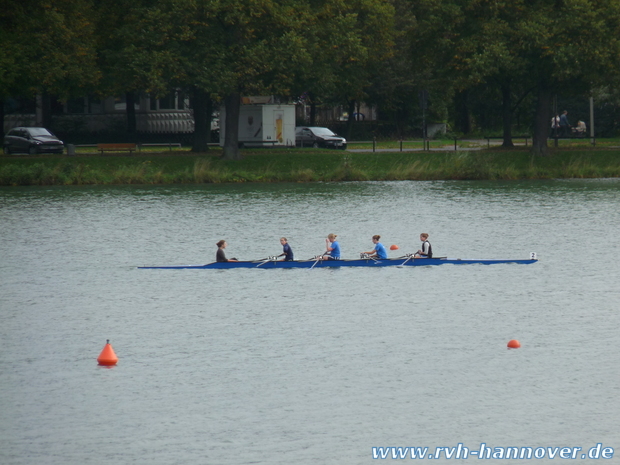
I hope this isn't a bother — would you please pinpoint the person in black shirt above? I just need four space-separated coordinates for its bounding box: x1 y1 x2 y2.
559 110 571 137
216 240 238 262
277 237 294 261
415 233 433 258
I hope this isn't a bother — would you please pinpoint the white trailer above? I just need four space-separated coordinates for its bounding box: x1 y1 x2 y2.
219 104 295 147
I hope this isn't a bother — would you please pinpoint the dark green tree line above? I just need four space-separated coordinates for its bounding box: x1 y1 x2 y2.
0 0 99 127
2 0 620 156
415 0 620 154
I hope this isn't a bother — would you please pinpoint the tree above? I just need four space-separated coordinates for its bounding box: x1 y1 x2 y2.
337 0 396 139
431 0 620 154
364 0 418 136
95 0 182 135
213 0 314 159
290 0 396 137
522 0 620 155
120 0 314 158
0 0 99 129
399 0 473 137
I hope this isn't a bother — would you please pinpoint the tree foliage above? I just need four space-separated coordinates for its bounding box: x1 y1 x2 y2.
2 0 620 153
1 0 99 98
0 0 99 126
423 0 620 153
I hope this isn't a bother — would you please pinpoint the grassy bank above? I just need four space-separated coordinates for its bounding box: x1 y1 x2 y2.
2 147 620 186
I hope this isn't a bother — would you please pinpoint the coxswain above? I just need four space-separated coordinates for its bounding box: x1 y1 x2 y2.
216 240 238 262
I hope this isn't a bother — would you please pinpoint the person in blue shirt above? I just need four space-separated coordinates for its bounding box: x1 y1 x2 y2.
322 233 341 260
277 237 294 261
362 235 388 259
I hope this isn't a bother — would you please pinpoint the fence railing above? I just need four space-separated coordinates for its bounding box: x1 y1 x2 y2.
347 136 598 152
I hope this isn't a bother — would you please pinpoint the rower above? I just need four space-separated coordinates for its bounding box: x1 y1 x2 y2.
361 235 388 259
322 234 341 260
277 237 294 261
414 233 432 258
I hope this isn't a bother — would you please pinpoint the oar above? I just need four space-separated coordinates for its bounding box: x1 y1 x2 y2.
256 256 276 267
360 252 380 263
310 253 325 269
400 253 416 266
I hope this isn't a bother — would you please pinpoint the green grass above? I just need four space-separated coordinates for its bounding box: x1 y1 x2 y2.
2 145 620 186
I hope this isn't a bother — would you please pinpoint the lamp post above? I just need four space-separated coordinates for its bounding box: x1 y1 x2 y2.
589 96 595 145
419 90 429 151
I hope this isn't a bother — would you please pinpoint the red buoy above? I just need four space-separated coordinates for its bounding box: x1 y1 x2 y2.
507 339 521 349
390 244 399 250
97 340 119 366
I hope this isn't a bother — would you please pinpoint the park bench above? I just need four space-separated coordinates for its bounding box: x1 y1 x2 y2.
97 143 137 154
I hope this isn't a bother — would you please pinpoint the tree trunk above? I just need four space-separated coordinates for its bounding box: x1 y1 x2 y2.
454 90 471 134
531 81 553 157
126 92 136 134
41 92 52 129
0 99 5 134
190 86 212 152
221 92 242 160
309 100 316 126
501 84 514 147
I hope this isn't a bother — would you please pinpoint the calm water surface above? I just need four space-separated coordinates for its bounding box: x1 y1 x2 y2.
1 180 619 465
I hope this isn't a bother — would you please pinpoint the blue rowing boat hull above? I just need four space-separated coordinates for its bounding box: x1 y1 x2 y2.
138 257 538 269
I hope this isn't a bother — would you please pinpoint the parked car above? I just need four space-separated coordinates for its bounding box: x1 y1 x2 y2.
295 126 347 149
3 127 64 155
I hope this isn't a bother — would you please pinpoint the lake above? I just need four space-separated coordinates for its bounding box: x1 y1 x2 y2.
1 179 619 464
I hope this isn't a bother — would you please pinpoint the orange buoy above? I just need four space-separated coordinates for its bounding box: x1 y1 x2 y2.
97 339 119 366
390 244 399 250
507 339 521 349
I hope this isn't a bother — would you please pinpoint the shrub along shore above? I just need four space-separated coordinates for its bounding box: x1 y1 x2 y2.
1 147 620 186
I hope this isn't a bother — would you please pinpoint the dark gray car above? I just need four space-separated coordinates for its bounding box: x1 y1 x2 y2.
3 127 64 154
295 126 347 149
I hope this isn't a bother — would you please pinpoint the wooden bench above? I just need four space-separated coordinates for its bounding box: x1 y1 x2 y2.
97 143 137 154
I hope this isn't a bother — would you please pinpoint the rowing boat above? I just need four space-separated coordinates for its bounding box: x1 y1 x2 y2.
138 256 538 269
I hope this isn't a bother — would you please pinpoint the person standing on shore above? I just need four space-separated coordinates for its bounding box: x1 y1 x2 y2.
550 114 560 138
559 110 571 137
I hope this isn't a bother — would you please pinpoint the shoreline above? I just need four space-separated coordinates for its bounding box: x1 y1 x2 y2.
2 147 620 186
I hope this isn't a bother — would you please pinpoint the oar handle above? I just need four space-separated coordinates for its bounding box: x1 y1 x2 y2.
310 253 324 269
